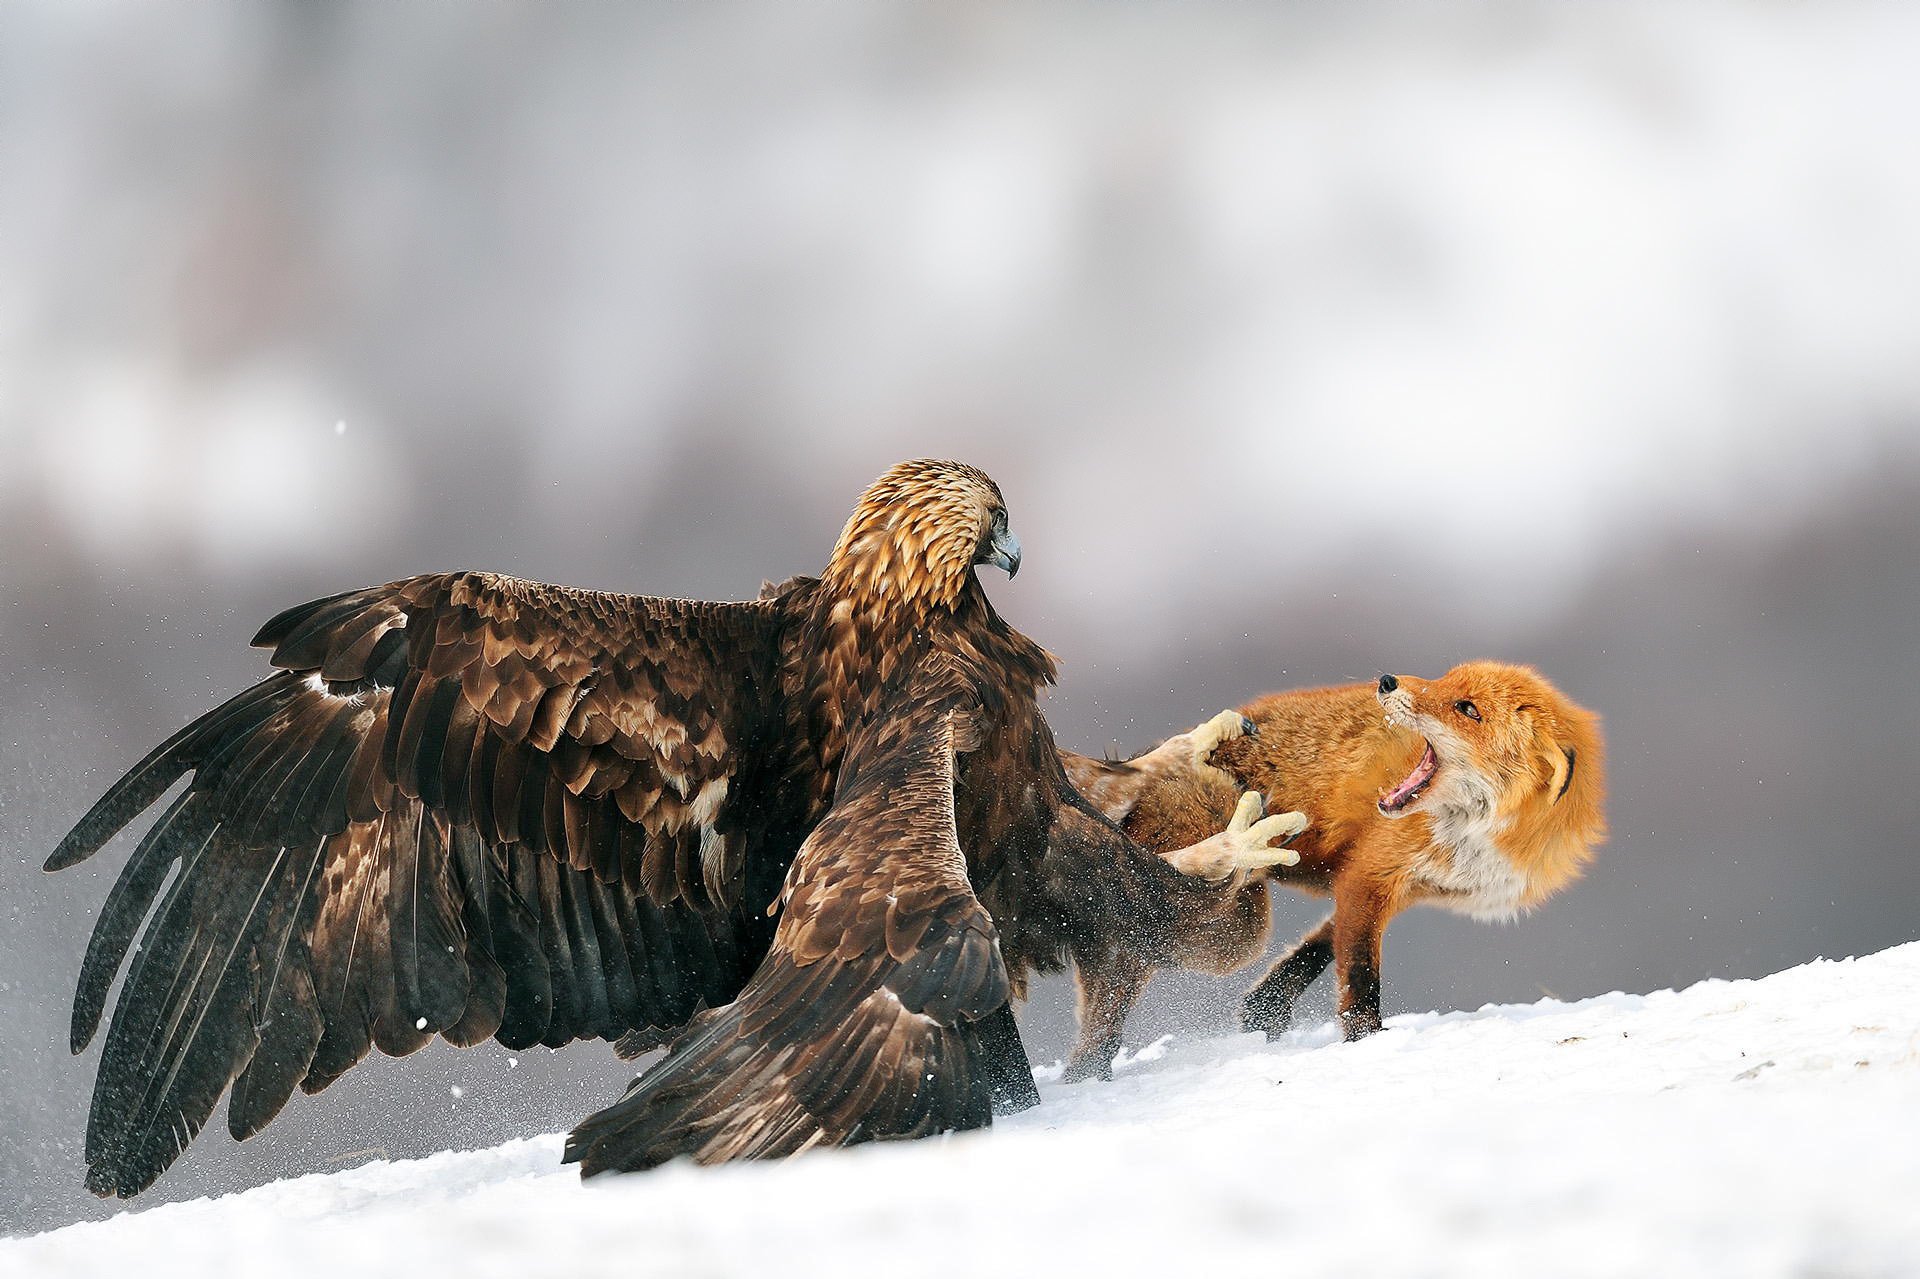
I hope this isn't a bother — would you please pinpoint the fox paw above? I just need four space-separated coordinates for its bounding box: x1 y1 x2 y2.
1166 791 1306 881
1189 708 1257 770
1241 991 1293 1041
1060 1053 1116 1084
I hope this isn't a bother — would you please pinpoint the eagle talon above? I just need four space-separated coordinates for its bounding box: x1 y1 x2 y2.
1165 791 1307 881
1225 792 1306 872
1189 708 1252 771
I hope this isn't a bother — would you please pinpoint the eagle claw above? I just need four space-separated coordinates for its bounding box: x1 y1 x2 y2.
1163 790 1307 882
1226 791 1307 869
1189 708 1254 771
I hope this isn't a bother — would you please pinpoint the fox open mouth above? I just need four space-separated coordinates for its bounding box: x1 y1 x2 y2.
1379 740 1438 813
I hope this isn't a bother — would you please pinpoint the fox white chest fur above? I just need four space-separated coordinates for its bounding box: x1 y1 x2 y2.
1410 777 1529 922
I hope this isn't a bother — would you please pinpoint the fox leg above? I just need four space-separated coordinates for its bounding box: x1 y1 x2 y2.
1330 883 1393 1040
1063 950 1153 1083
1241 913 1334 1038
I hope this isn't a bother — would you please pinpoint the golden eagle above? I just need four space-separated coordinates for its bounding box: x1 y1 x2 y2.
50 459 1302 1194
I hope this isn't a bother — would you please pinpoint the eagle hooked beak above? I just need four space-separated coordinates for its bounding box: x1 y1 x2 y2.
982 527 1022 579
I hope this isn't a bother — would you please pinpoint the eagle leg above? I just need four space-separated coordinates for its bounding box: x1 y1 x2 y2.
974 1003 1040 1116
1160 790 1306 882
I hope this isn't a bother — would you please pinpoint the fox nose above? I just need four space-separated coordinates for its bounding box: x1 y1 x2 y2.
1378 674 1398 694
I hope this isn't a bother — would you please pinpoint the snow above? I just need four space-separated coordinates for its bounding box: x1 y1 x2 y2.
11 944 1920 1279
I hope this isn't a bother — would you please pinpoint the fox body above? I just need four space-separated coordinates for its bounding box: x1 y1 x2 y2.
1061 662 1605 1077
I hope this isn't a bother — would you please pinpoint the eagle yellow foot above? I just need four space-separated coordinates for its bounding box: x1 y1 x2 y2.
1163 790 1306 882
1188 708 1257 771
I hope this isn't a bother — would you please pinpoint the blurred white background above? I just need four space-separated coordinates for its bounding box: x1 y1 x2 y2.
4 0 1917 1236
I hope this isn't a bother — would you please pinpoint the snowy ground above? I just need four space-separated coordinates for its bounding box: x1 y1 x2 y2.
10 944 1920 1279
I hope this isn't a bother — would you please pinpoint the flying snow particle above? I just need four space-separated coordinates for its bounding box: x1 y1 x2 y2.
450 1085 464 1099
415 1017 427 1030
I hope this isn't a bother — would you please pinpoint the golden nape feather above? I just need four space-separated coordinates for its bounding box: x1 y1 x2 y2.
822 459 1012 609
50 457 1270 1195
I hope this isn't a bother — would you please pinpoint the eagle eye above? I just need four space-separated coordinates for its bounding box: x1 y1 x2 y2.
1455 700 1481 721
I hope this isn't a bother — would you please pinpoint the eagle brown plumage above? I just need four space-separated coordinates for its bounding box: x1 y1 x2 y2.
51 458 1300 1195
563 658 1008 1170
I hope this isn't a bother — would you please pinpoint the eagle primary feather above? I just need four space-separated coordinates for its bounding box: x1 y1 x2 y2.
51 458 1294 1195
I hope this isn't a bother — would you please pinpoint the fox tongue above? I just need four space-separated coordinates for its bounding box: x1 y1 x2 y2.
1381 741 1438 811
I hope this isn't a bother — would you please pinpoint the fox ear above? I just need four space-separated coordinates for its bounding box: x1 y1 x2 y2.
1544 744 1577 804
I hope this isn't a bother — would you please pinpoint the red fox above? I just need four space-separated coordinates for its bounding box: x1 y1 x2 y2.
1060 662 1605 1078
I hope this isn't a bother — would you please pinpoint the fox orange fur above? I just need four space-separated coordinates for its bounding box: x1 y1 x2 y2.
1060 661 1605 1077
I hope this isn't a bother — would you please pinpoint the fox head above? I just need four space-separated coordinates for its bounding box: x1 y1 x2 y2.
1375 661 1607 898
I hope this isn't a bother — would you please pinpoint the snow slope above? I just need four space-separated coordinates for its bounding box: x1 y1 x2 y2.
11 944 1920 1279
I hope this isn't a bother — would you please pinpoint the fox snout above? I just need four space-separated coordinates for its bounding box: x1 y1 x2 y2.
1377 673 1418 726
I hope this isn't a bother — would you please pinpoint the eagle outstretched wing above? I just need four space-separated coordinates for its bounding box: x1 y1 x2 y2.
48 571 804 1197
564 661 1009 1173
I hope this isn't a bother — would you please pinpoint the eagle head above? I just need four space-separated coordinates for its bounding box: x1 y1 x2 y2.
824 459 1020 610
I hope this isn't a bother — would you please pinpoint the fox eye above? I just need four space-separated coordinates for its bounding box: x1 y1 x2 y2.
1455 700 1481 721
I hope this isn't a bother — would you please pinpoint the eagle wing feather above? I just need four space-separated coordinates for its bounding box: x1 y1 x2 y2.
563 660 1010 1174
50 571 802 1197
